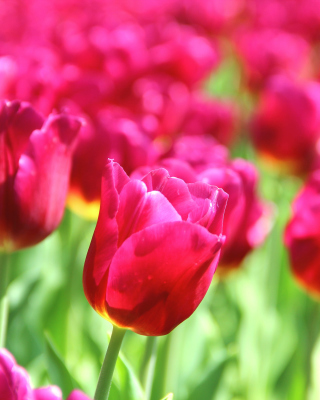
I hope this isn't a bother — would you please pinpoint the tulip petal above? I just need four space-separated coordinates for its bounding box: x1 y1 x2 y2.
0 349 33 400
11 113 81 249
33 386 63 400
117 180 182 245
142 168 195 220
187 183 228 234
83 160 130 312
67 389 91 400
104 221 223 335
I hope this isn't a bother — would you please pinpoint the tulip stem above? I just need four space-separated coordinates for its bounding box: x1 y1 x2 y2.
0 253 10 347
94 325 126 400
140 336 158 400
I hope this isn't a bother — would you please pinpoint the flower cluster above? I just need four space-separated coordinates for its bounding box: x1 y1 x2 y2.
0 349 90 400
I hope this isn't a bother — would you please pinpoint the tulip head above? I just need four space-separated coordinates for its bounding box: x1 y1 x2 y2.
83 160 228 336
0 100 82 252
285 170 320 296
0 348 91 400
250 76 320 175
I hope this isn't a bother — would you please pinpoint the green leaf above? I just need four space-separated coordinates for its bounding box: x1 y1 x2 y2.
109 347 144 400
186 351 229 400
44 332 77 397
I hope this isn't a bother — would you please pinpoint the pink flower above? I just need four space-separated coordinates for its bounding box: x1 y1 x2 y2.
83 159 228 336
132 138 270 271
250 76 320 175
285 170 320 296
180 95 237 146
148 22 220 86
0 100 81 251
68 108 159 219
0 349 91 400
234 29 311 91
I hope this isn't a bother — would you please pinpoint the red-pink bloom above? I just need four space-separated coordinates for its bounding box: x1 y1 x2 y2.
0 349 91 400
133 154 270 271
285 170 320 296
180 95 237 146
198 159 270 269
83 159 228 336
0 100 81 251
165 135 229 171
68 108 159 219
175 0 243 35
234 29 311 91
250 76 320 175
147 22 220 87
115 74 191 139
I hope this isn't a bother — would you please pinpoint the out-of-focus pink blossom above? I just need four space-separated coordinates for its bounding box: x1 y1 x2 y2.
117 74 191 139
132 141 270 271
241 0 320 43
250 76 320 175
166 135 229 171
0 348 91 400
234 29 312 91
199 159 271 270
0 100 81 251
285 170 320 296
68 107 159 219
180 95 237 146
147 22 220 87
175 0 244 35
0 46 61 115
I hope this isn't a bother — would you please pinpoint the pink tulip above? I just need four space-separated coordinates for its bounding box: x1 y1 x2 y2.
0 100 81 251
0 348 91 400
234 29 311 91
250 76 320 175
285 170 320 296
83 159 228 336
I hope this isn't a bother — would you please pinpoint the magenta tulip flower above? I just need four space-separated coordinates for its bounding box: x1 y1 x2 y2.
0 348 91 400
250 76 320 175
83 159 228 336
285 170 320 296
0 100 82 252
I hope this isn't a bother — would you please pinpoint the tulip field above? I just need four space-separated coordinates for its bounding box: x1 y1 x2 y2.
1 1 320 400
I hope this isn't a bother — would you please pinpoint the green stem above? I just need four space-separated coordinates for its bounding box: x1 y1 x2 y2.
140 336 158 400
94 325 126 400
0 253 10 347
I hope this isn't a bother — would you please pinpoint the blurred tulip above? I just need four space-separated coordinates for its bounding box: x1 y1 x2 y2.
175 0 244 35
116 74 191 139
0 348 91 400
133 153 270 271
250 76 320 175
166 135 229 170
285 170 320 296
180 95 237 146
234 29 311 91
200 159 271 270
68 108 159 219
83 159 228 336
0 100 81 252
148 22 220 87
